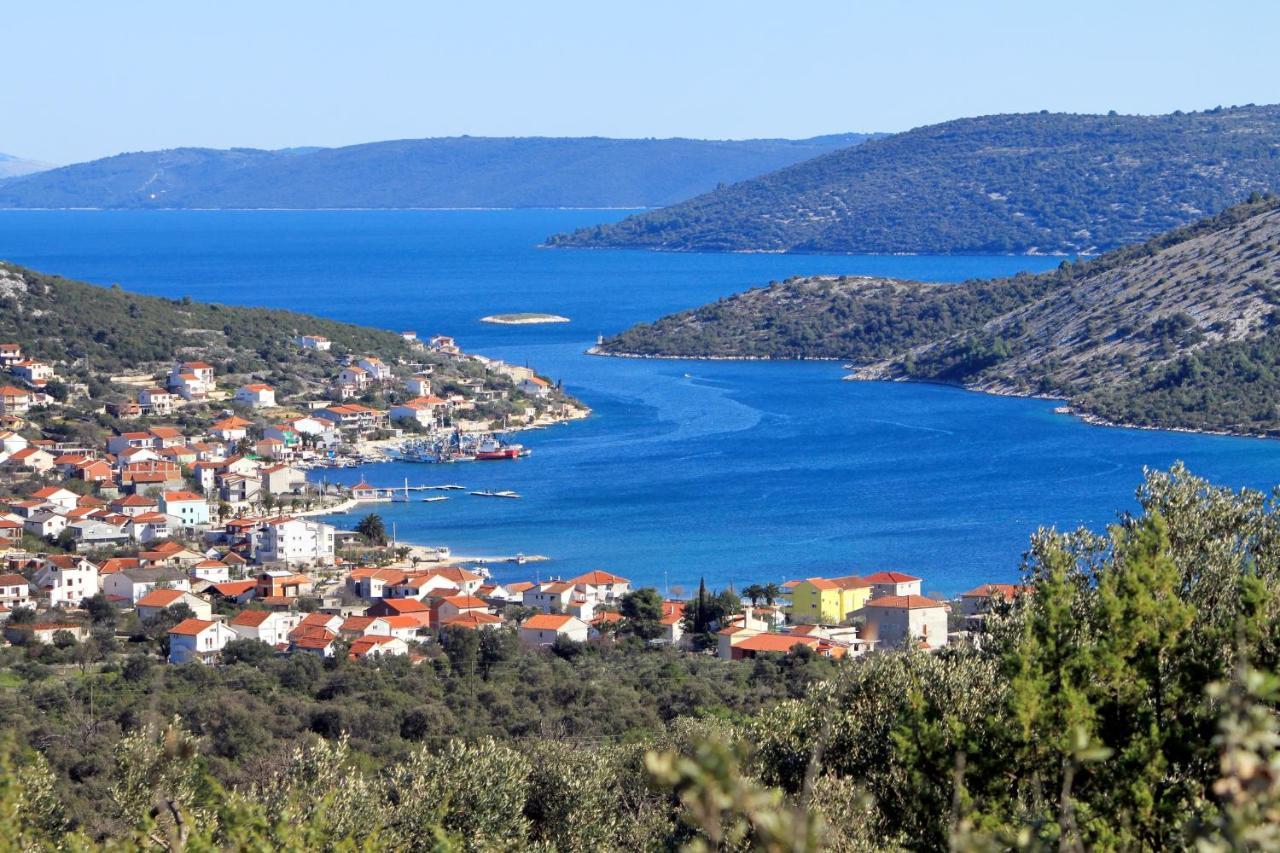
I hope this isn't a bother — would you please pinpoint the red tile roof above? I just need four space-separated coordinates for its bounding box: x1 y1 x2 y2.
168 617 215 636
864 595 943 610
136 589 188 608
864 571 922 584
522 613 578 631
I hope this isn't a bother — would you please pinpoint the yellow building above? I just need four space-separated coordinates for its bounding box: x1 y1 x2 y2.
787 575 873 625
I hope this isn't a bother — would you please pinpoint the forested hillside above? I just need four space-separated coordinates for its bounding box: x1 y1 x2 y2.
600 195 1280 435
550 104 1280 255
0 262 409 374
0 134 874 209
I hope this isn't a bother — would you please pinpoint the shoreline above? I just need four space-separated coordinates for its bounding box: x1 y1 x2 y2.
590 346 1274 442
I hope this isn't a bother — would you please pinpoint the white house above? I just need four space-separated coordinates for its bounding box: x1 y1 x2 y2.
168 618 237 664
864 571 923 599
0 573 33 609
349 634 409 660
293 334 331 351
570 570 631 603
209 416 252 443
167 361 216 401
160 491 211 527
518 376 552 398
12 359 55 387
24 512 67 541
355 356 392 381
404 375 432 397
389 397 446 427
125 512 171 544
338 365 369 389
139 387 178 415
136 588 212 621
861 595 948 651
255 517 336 565
190 559 231 583
30 486 80 513
34 557 99 608
103 567 191 604
519 613 589 646
235 384 277 408
229 609 303 646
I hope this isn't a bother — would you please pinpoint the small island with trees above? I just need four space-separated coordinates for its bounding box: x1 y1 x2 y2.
480 312 570 325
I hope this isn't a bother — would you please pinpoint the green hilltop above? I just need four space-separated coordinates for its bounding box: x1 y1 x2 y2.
550 104 1280 255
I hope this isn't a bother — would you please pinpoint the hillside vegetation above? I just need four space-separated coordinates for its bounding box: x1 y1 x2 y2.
0 134 874 210
550 104 1280 255
6 467 1280 850
0 262 409 375
600 196 1280 435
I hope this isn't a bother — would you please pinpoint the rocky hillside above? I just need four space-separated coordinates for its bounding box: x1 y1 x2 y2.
600 196 1280 435
0 134 875 209
550 105 1280 255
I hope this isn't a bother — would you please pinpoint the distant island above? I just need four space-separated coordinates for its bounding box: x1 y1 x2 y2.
597 195 1280 437
548 104 1280 256
0 133 876 210
481 313 570 325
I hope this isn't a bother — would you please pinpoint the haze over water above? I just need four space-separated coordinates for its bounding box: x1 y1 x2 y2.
5 209 1280 595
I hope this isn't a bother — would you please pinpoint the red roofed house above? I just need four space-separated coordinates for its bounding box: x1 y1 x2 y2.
0 385 36 416
443 611 503 630
431 594 490 625
168 361 215 401
290 629 338 657
519 613 589 646
136 588 212 622
160 491 210 527
229 609 302 645
724 632 822 661
518 376 551 398
569 570 631 603
365 597 432 626
168 618 236 664
862 595 948 651
348 634 409 659
0 573 32 609
234 383 277 408
864 571 923 599
956 584 1022 625
209 416 252 443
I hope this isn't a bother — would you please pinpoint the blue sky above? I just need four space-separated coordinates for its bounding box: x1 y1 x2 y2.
7 0 1280 163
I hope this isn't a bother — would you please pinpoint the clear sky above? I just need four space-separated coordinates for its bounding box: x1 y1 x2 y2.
7 0 1280 164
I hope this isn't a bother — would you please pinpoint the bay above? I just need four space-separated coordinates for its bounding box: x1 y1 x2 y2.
3 209 1279 596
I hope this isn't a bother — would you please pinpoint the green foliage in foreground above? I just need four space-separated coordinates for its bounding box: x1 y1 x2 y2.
4 465 1280 850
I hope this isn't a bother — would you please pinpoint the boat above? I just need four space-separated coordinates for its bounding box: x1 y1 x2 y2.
474 437 525 460
470 490 521 499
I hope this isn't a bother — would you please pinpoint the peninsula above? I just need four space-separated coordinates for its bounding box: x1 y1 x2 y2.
596 195 1280 436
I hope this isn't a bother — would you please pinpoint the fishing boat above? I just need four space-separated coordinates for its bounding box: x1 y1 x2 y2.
474 437 526 460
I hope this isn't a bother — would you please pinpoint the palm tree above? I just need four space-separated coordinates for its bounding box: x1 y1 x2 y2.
742 584 765 607
762 583 782 606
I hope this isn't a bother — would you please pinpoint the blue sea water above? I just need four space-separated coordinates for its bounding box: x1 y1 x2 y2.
4 209 1280 596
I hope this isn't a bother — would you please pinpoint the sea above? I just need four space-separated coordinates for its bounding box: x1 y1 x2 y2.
4 208 1280 597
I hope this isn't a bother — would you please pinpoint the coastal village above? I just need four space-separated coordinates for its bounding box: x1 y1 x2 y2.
0 325 1020 666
